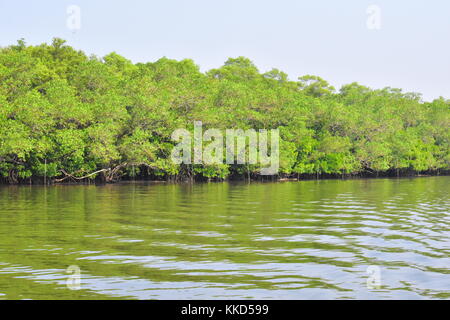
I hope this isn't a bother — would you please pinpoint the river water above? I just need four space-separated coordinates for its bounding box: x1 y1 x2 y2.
0 177 449 299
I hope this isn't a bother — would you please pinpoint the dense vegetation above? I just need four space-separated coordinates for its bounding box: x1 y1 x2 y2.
0 38 449 183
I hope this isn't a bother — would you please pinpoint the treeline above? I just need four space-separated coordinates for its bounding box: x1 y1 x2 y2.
0 38 449 184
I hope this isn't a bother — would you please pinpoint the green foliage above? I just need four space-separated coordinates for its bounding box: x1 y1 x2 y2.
0 38 448 183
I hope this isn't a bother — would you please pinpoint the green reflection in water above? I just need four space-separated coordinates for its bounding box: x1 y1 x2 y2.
0 177 449 299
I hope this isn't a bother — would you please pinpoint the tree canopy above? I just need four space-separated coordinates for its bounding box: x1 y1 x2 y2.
0 38 449 183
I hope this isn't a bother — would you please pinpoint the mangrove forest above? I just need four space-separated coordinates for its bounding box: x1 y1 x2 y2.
0 38 449 183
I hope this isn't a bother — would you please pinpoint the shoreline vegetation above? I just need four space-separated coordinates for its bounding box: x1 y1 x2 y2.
1 173 448 187
1 38 449 185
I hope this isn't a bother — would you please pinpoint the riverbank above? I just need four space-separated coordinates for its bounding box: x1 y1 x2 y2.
1 170 448 185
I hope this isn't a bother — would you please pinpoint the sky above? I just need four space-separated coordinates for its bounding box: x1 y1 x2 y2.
1 0 449 101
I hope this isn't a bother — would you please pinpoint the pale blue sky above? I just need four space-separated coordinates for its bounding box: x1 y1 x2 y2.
1 0 449 101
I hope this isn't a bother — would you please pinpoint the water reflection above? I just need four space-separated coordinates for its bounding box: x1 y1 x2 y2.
0 177 449 299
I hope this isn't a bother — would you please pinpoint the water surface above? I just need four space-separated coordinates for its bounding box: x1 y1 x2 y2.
0 177 449 299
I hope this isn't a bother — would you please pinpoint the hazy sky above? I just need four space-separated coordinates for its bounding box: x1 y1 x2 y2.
1 0 449 101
